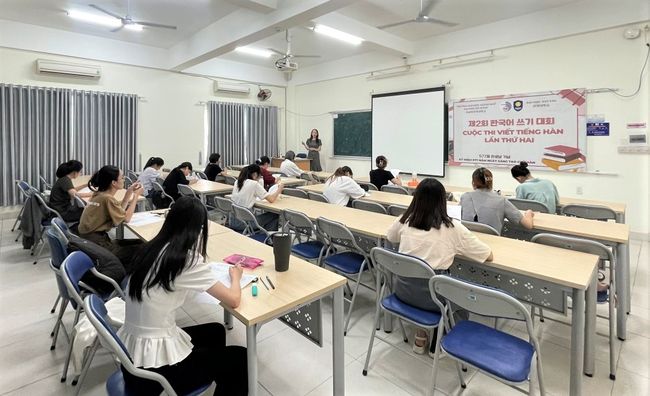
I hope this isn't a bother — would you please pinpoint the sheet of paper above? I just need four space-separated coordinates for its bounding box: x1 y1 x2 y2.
447 204 462 220
208 262 258 288
127 212 164 227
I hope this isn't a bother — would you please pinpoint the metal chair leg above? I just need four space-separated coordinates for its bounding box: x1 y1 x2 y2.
50 294 61 314
61 308 81 382
50 299 69 350
11 206 24 232
73 338 99 391
343 265 366 335
362 280 383 376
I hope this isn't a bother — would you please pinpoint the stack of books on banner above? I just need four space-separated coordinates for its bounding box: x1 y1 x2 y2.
542 145 586 171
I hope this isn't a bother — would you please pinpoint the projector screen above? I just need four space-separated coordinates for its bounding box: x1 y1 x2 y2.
372 87 446 177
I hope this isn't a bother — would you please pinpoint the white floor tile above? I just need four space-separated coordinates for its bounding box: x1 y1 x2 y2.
617 333 650 378
611 367 650 395
306 360 414 396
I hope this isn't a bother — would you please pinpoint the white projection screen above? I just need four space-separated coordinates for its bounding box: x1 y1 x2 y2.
371 87 446 177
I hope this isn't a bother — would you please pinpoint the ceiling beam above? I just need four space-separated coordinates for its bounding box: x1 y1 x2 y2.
313 12 415 56
168 0 349 71
225 0 278 14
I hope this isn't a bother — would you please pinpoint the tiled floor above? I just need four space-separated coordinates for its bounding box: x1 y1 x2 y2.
0 217 648 395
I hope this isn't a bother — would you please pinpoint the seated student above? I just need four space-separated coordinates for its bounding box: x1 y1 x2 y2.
323 166 366 206
138 157 164 198
204 153 227 181
255 156 276 191
231 164 283 232
118 197 247 396
279 151 303 177
460 167 534 235
163 162 197 201
511 161 560 213
78 165 144 271
369 155 402 190
49 160 93 222
387 178 493 354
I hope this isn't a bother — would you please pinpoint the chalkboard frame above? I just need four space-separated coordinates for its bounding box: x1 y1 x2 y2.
332 110 372 158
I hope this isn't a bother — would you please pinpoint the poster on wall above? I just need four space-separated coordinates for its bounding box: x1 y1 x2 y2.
449 89 587 172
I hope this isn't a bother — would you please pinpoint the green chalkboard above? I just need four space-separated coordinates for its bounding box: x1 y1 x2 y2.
333 111 371 157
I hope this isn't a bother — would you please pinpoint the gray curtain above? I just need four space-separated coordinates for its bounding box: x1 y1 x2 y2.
73 90 137 176
208 101 278 167
247 104 278 164
0 84 71 206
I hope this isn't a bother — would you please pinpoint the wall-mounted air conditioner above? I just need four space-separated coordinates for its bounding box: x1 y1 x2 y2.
36 59 101 78
213 81 250 95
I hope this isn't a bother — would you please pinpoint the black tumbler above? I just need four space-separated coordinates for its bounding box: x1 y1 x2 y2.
273 233 291 272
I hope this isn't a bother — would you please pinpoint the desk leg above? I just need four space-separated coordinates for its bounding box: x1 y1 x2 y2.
570 288 585 396
200 193 207 205
616 241 629 340
247 324 258 396
584 276 596 376
332 286 345 396
224 311 233 330
116 223 124 240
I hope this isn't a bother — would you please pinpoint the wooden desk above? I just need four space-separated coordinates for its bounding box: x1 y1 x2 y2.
299 184 412 208
312 171 333 181
189 180 233 203
72 175 92 189
125 215 347 396
271 157 311 171
127 215 230 241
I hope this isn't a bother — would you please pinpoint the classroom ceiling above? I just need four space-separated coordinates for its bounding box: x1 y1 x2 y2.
0 0 584 71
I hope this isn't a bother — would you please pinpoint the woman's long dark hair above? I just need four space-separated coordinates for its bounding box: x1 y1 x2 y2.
326 166 353 183
236 164 261 190
128 196 209 301
399 178 453 231
88 165 120 192
56 160 83 178
144 157 164 169
511 161 530 178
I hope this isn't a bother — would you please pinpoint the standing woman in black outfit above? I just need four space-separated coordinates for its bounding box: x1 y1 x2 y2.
302 128 323 172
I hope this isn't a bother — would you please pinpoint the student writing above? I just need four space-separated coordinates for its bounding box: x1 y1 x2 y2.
49 160 92 222
511 161 560 213
323 166 366 206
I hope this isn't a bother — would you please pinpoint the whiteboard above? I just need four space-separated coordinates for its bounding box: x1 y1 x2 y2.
372 87 446 177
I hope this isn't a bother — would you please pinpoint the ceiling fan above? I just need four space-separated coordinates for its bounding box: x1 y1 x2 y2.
378 0 457 30
89 0 177 32
268 30 320 72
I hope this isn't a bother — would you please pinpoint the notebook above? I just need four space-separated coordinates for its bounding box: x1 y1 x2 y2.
208 262 258 288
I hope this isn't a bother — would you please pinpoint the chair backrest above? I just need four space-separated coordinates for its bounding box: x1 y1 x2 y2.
283 209 317 239
39 175 52 191
560 204 616 221
195 171 208 180
214 196 233 213
84 295 179 396
387 205 408 217
73 195 87 208
358 182 378 191
127 170 139 181
46 228 68 269
300 173 314 182
51 217 71 238
61 251 96 306
224 175 238 185
352 199 387 214
370 247 434 280
316 217 363 253
283 188 309 199
16 180 34 200
307 191 329 203
155 176 166 185
508 198 550 213
531 233 613 262
177 184 197 198
32 190 62 219
429 275 533 323
123 176 133 189
461 220 500 236
232 203 266 235
381 185 409 195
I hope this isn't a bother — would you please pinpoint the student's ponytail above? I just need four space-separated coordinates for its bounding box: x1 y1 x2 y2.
510 161 530 179
88 165 120 192
375 155 388 169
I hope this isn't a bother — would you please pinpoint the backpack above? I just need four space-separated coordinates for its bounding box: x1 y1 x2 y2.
67 234 126 295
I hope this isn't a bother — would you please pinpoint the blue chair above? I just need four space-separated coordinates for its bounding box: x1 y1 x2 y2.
60 252 126 387
45 228 73 351
317 217 373 335
362 247 442 376
282 209 326 265
31 190 64 264
84 295 212 396
232 203 274 244
429 275 545 395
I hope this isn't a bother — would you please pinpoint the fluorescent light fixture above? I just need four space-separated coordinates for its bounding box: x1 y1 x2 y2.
235 46 273 58
67 9 121 28
313 25 364 45
432 52 496 70
124 24 143 32
367 66 412 81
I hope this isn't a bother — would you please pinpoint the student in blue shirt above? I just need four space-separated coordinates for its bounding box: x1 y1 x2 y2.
511 161 560 213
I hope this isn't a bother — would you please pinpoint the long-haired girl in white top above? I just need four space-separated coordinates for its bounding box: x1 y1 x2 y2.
120 197 247 395
323 166 366 206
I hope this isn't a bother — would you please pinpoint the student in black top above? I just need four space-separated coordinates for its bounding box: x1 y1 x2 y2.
369 155 402 190
163 162 197 200
204 153 226 181
49 160 93 222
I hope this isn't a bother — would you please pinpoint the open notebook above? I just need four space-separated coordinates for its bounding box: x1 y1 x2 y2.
208 262 258 288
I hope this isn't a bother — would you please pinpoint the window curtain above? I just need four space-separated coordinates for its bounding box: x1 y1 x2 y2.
208 101 278 167
73 90 137 176
0 84 71 206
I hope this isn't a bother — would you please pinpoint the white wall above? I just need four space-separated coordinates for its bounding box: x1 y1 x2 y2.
287 27 649 234
0 47 287 170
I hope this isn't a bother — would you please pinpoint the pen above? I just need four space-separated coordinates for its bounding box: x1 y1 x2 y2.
266 276 276 290
259 277 269 290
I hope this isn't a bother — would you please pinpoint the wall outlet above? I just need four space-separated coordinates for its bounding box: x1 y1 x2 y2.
576 186 583 195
